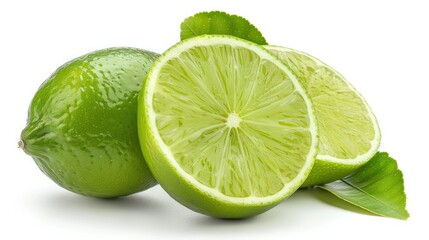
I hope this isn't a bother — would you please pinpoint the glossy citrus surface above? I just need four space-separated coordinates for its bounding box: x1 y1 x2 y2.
21 48 159 198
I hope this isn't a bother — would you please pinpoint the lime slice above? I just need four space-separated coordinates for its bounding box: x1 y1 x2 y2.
266 46 381 187
138 35 318 218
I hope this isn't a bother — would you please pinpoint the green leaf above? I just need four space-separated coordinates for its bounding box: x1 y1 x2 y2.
180 11 268 45
318 152 409 220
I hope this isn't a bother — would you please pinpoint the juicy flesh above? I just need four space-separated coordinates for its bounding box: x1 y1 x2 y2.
152 45 313 198
269 49 375 160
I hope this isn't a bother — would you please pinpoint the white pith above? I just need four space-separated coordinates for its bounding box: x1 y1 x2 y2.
226 112 241 128
144 36 318 205
265 45 381 166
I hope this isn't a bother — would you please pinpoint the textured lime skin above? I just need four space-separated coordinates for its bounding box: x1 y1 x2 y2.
301 160 359 187
21 48 159 198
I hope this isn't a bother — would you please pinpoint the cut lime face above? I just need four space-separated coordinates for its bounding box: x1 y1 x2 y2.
139 35 318 218
266 46 381 186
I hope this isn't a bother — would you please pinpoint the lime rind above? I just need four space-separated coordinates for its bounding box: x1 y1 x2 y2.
21 48 159 198
140 35 318 207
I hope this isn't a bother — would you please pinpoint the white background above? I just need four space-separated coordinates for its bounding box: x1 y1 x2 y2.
1 0 427 239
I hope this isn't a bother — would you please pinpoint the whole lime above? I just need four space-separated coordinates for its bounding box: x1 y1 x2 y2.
20 48 159 198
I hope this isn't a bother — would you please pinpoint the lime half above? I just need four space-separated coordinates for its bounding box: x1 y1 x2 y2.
138 35 318 218
266 46 381 187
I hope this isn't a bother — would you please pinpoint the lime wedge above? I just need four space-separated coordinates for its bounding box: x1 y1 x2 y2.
138 35 318 218
266 46 381 187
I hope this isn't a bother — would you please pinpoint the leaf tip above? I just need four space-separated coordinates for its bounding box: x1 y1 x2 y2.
179 10 268 45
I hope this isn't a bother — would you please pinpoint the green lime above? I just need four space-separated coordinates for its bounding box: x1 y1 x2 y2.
20 48 159 198
266 46 381 187
138 35 318 218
